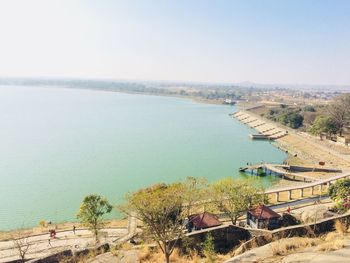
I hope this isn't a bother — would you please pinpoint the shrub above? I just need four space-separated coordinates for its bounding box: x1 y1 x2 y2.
334 220 347 235
317 239 345 252
39 220 47 228
329 179 350 201
328 179 350 212
202 233 217 263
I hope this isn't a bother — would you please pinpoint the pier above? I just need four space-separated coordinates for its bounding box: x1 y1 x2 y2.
239 163 321 182
240 163 349 202
249 134 269 140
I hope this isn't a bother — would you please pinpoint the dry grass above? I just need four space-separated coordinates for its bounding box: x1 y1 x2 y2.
233 234 274 257
138 248 190 263
138 246 155 262
317 227 347 252
270 237 319 256
138 247 224 263
335 219 347 234
317 239 345 252
59 250 97 263
121 242 133 251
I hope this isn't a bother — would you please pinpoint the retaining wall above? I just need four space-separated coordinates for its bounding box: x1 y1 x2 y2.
24 243 109 263
235 211 350 256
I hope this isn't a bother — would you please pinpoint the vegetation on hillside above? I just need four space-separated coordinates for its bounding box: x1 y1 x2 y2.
264 105 305 129
211 178 266 224
262 94 350 136
118 177 265 263
308 116 339 138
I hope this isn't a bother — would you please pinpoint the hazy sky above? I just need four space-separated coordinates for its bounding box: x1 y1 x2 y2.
0 0 349 85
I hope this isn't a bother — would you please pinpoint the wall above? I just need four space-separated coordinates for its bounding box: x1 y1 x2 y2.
235 211 350 256
177 224 264 254
24 243 109 263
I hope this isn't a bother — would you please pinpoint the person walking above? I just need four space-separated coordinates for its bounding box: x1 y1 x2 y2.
73 225 76 234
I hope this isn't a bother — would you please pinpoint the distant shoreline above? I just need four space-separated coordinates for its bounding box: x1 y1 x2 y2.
0 83 230 107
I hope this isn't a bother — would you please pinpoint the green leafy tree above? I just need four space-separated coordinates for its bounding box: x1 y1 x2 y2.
278 112 304 129
309 116 338 138
328 179 350 212
289 113 304 128
304 105 316 112
212 178 267 225
202 233 217 263
119 183 188 263
77 194 113 242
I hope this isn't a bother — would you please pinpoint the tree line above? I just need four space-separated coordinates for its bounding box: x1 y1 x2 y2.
263 93 350 135
77 177 266 263
309 94 350 138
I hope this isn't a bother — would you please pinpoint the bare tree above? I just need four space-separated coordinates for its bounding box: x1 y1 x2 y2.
11 231 31 263
327 94 350 136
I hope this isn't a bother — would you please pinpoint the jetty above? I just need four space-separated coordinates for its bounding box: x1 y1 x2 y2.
239 163 342 183
249 134 269 140
238 162 350 202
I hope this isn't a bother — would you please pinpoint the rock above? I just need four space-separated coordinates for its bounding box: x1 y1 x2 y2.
294 205 331 224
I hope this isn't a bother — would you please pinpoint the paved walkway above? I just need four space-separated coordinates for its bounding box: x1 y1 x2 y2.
269 195 329 210
265 169 350 195
0 228 128 263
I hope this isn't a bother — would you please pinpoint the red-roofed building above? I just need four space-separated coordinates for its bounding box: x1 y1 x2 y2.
187 212 222 232
247 205 281 230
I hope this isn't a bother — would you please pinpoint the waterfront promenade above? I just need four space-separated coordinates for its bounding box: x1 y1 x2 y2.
0 228 128 263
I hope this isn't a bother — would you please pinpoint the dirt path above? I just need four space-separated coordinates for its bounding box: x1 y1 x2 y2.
278 133 350 169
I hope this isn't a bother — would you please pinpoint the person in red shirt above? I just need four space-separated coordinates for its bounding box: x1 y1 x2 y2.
287 206 291 213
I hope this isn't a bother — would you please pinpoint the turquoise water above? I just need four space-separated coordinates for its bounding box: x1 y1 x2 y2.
0 86 287 230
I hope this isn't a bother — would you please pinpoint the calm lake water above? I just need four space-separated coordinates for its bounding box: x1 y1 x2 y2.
0 86 287 230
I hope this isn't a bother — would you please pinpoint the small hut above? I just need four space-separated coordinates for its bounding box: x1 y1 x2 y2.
187 212 222 232
247 205 280 230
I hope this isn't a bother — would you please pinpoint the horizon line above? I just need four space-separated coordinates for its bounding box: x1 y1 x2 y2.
0 75 349 88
